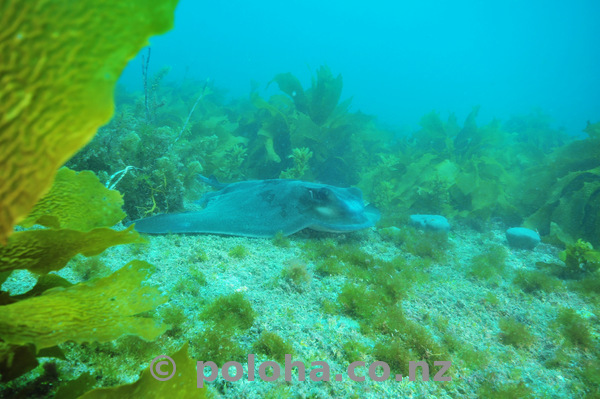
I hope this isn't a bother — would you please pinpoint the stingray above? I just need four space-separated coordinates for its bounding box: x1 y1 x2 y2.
131 175 380 237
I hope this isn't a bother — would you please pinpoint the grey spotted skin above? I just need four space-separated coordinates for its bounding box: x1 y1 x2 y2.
131 176 380 237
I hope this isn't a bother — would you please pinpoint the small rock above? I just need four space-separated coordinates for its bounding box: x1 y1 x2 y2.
506 227 540 250
409 214 451 232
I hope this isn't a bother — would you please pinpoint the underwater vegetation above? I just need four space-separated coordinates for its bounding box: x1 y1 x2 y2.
468 244 508 283
360 107 521 224
69 64 393 222
1 1 599 397
302 239 459 377
0 0 178 244
65 47 599 249
0 167 172 392
192 292 257 366
523 121 600 247
298 213 600 396
0 0 194 397
253 331 295 363
76 344 205 399
280 258 311 292
270 65 343 126
228 244 249 259
498 317 535 348
522 239 600 299
361 110 600 248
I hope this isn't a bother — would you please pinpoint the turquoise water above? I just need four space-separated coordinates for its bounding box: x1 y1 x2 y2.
121 0 600 136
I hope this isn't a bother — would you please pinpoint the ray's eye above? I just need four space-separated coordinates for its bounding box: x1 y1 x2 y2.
318 188 330 200
309 188 330 201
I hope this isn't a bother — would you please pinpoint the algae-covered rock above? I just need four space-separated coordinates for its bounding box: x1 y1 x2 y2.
506 227 540 250
409 214 451 232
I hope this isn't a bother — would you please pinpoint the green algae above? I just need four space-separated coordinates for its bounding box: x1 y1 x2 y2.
468 244 508 282
498 317 535 348
253 331 295 363
228 245 249 259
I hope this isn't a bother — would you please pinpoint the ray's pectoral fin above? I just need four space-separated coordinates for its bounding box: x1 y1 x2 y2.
364 204 381 224
131 213 197 234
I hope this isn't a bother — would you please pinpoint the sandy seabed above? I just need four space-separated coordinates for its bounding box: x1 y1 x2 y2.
1 221 596 399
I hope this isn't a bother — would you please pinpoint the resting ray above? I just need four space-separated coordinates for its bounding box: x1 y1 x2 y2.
130 176 380 237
